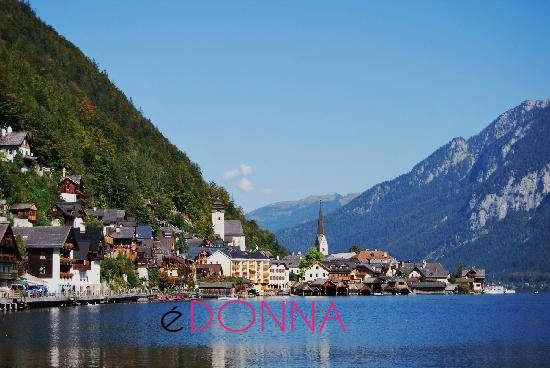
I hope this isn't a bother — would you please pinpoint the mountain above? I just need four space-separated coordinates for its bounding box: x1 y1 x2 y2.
246 193 359 233
0 1 285 255
277 100 550 280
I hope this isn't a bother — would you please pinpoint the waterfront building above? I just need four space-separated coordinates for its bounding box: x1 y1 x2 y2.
268 260 290 291
314 201 329 256
206 248 232 276
279 253 304 278
228 249 270 292
459 267 486 292
13 226 80 294
72 228 103 294
417 261 449 283
9 203 37 227
303 262 330 283
0 223 21 288
104 226 137 261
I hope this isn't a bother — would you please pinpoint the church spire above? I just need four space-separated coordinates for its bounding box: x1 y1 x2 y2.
317 200 324 235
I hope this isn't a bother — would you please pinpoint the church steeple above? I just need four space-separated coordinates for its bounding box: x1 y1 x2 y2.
315 200 329 256
317 200 325 235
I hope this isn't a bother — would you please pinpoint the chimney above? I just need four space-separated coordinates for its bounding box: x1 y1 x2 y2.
1 128 6 137
422 260 427 268
6 126 12 134
62 167 66 177
276 255 280 260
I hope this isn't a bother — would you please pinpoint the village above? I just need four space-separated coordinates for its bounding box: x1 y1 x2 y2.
0 126 488 311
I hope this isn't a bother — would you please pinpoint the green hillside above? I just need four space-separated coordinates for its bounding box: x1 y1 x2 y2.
0 0 285 255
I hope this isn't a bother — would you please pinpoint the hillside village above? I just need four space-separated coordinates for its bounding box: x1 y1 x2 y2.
0 126 489 303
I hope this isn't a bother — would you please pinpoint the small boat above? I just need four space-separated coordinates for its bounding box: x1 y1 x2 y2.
136 297 149 303
484 285 516 294
373 292 383 296
534 291 540 294
218 295 238 300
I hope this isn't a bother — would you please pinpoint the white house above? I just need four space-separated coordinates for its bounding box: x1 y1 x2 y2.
303 262 330 283
0 127 33 163
268 260 290 291
207 249 232 277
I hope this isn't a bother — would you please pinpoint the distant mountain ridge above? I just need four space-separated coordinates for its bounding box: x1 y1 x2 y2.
246 193 358 232
276 100 550 280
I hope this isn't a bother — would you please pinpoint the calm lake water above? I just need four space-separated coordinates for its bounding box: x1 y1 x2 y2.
1 294 550 367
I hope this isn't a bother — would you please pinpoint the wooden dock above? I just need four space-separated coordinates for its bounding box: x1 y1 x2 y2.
1 292 150 311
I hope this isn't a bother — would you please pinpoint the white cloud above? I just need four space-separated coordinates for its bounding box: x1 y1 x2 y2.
223 169 241 180
223 163 252 181
238 178 253 192
239 164 252 176
259 187 273 195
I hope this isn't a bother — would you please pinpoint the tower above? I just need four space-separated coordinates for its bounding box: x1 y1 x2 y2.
315 200 329 256
212 198 225 239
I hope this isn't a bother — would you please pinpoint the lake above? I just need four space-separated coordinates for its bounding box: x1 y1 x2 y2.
1 294 549 367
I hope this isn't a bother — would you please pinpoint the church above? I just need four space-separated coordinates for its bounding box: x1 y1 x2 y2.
315 200 329 256
211 199 246 251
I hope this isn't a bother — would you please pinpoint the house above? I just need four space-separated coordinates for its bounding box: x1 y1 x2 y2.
198 282 234 298
409 281 447 294
86 208 126 226
0 127 34 163
196 264 223 279
303 262 330 283
228 248 270 293
9 203 38 227
104 226 137 261
268 260 290 291
73 228 103 294
206 248 232 276
354 249 395 265
459 267 486 293
310 278 336 296
0 223 21 288
13 226 80 294
211 199 246 251
279 253 304 278
418 261 449 283
58 174 85 204
49 202 85 231
324 259 358 284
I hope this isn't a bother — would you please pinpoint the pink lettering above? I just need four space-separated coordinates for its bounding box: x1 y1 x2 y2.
290 300 315 332
261 301 286 332
319 300 346 332
190 300 213 332
217 300 257 333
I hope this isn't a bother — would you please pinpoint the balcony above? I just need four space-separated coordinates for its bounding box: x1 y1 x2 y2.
63 243 74 250
60 272 74 279
73 263 91 271
0 270 18 280
0 253 17 263
60 257 76 265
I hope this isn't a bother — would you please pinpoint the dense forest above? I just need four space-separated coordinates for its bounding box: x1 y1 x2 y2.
0 0 285 256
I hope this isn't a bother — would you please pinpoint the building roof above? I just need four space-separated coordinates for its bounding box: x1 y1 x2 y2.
137 238 154 259
9 203 37 211
460 268 486 278
74 227 103 258
0 223 10 240
86 208 125 225
279 254 304 269
198 282 233 289
136 225 154 239
410 281 447 289
0 131 27 147
13 226 73 248
52 202 82 218
228 248 268 260
59 175 82 185
325 252 356 261
224 220 244 237
158 236 174 251
418 263 449 279
310 278 333 287
270 260 289 269
106 226 134 240
212 199 225 212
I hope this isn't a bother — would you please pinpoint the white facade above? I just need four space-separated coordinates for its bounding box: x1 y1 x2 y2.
0 127 32 163
229 235 246 252
212 209 225 239
12 217 33 228
303 263 329 282
268 263 290 290
60 193 78 202
207 250 232 277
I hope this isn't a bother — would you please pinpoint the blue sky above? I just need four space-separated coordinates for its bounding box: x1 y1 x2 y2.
29 1 550 211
